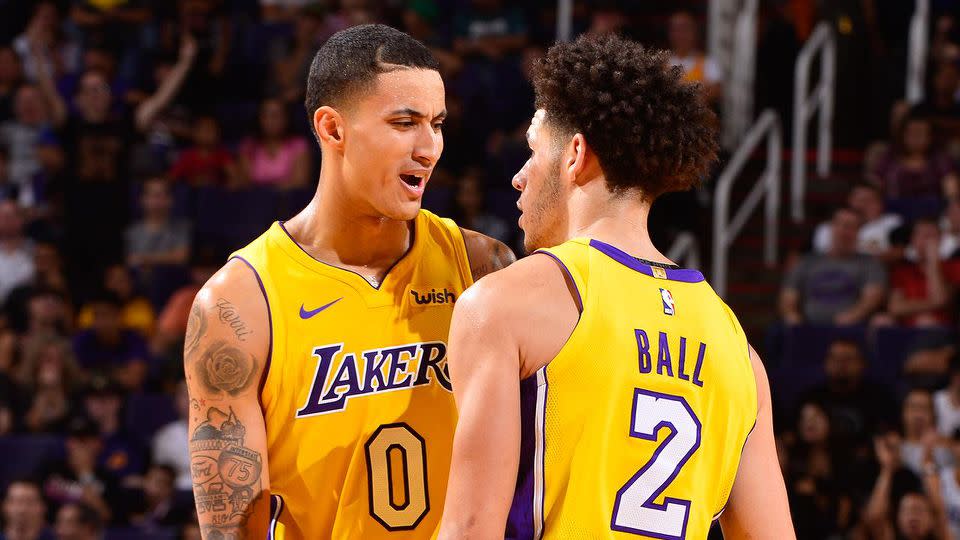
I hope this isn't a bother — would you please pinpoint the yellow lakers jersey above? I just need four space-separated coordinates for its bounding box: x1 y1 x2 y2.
229 210 472 539
506 238 757 540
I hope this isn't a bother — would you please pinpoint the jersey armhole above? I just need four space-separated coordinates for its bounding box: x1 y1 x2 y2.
228 255 274 413
534 251 584 315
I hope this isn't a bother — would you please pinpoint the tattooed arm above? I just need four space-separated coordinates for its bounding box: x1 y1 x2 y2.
460 229 516 282
185 258 271 540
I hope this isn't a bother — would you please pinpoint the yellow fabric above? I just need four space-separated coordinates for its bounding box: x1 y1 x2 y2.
533 238 757 539
230 210 472 539
77 298 156 337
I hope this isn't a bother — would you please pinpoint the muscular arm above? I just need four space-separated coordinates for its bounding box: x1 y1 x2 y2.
185 259 271 540
719 347 795 538
439 255 577 540
461 228 516 282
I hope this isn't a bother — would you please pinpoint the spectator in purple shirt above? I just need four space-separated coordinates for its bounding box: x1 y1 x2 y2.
72 291 149 391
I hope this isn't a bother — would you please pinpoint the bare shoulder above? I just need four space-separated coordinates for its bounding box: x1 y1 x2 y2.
460 228 517 282
452 253 579 377
184 257 270 398
748 345 771 409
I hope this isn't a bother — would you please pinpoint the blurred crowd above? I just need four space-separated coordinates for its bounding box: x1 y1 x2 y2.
2 0 960 539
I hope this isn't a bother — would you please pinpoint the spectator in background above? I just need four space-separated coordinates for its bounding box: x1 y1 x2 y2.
780 206 887 325
238 98 310 189
0 47 24 123
1 479 53 540
151 251 218 358
668 11 721 105
81 377 146 491
901 389 954 477
129 464 192 531
801 339 897 447
867 433 949 540
935 357 960 437
180 522 201 540
168 115 237 187
40 416 113 524
71 292 149 390
451 168 510 244
783 399 855 537
885 219 960 327
53 502 102 540
402 1 463 79
0 200 34 306
870 114 956 200
21 287 70 343
940 429 960 539
151 380 190 491
77 265 155 338
0 84 62 208
125 177 190 278
3 241 69 334
913 60 960 145
16 335 82 434
13 2 81 85
813 182 904 260
268 5 325 106
939 199 960 258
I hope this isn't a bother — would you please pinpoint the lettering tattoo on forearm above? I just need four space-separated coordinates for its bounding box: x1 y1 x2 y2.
185 303 206 356
216 298 254 341
191 406 264 540
470 241 515 281
192 340 259 398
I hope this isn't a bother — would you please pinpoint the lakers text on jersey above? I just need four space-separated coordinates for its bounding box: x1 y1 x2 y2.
230 210 473 539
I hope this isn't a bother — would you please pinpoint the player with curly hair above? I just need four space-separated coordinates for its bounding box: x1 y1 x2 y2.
437 34 794 539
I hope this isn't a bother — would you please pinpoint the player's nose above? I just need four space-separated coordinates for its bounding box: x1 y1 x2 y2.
412 125 442 167
512 162 529 192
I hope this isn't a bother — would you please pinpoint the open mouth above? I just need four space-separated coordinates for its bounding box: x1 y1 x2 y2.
400 173 425 189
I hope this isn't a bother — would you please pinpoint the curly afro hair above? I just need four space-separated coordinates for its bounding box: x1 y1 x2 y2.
533 34 719 199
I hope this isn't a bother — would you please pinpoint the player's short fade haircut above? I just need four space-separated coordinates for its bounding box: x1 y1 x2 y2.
304 24 439 134
533 34 719 199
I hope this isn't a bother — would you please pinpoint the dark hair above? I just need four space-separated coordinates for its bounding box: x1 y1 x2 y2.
851 181 881 197
532 34 718 198
304 24 439 137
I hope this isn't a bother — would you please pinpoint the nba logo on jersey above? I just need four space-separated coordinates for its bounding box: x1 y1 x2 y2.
660 288 675 315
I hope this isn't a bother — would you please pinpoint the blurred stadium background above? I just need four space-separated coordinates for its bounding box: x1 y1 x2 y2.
0 0 958 538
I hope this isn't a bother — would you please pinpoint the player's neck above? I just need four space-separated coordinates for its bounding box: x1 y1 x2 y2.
285 186 412 272
569 198 675 267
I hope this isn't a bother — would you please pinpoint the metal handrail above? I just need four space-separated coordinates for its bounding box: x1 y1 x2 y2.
722 0 758 149
713 110 782 298
791 22 835 222
907 0 930 104
667 232 701 270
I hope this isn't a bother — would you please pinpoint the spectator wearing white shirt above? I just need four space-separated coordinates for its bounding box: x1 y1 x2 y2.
151 379 190 491
814 182 904 260
935 358 960 438
0 200 34 305
667 11 721 104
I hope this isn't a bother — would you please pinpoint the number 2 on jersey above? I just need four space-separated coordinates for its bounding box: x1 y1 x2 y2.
611 389 702 539
365 423 430 531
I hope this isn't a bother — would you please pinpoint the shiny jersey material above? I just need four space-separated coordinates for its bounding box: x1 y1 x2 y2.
230 210 472 539
507 237 757 540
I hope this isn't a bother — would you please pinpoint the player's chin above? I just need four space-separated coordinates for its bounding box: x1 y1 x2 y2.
385 199 422 222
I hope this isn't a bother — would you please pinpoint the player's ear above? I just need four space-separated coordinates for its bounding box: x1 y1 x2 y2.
314 106 345 150
567 133 590 185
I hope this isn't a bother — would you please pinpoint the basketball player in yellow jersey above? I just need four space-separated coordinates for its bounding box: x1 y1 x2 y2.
439 34 794 539
183 25 513 539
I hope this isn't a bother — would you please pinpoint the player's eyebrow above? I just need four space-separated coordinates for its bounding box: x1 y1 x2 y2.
389 108 447 121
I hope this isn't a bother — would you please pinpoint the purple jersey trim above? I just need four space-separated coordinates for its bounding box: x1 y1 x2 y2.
588 239 705 283
505 374 540 539
230 256 273 410
268 494 284 540
533 250 583 313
